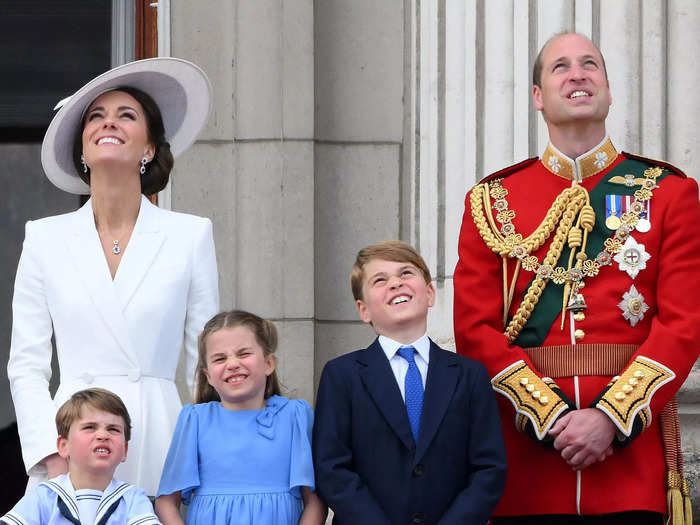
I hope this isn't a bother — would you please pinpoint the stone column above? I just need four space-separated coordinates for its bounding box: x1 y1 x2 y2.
313 0 405 382
169 0 316 403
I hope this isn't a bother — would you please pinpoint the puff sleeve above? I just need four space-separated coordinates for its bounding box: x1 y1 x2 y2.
157 404 201 504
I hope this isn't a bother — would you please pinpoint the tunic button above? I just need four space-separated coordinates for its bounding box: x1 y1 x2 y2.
622 385 633 393
574 312 585 322
520 377 529 386
81 373 94 384
128 370 141 382
633 370 645 379
615 391 626 400
526 384 535 393
574 329 585 341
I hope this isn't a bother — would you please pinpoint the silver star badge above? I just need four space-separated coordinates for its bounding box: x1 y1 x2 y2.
618 284 649 327
613 236 650 279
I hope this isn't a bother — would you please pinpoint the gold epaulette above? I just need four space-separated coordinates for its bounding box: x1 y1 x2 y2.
622 152 687 178
491 360 569 440
596 356 675 436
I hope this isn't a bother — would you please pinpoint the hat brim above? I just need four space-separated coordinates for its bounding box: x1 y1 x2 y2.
41 57 212 194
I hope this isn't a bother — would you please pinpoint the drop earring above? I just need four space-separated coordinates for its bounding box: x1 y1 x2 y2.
140 157 149 175
80 155 88 173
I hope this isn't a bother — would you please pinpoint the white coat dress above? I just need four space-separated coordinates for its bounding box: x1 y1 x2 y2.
7 195 219 496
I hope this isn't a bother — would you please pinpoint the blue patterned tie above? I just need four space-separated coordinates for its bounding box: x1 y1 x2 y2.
397 346 424 442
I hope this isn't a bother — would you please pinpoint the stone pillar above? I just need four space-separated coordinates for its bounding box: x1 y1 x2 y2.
313 0 405 382
169 0 316 403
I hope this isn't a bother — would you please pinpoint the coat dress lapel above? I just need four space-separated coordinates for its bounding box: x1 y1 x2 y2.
113 196 165 312
66 200 135 361
64 196 164 365
414 341 459 464
358 339 415 452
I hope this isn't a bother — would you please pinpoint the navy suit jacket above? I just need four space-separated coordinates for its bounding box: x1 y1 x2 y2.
313 338 507 525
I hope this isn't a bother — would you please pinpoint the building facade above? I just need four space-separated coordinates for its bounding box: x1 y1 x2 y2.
1 0 698 518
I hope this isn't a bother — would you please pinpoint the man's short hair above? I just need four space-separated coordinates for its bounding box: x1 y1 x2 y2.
350 240 432 301
55 388 132 441
532 32 608 87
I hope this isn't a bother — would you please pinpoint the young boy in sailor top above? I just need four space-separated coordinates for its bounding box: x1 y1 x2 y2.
1 388 160 525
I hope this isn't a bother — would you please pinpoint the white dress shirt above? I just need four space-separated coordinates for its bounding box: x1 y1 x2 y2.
378 333 430 401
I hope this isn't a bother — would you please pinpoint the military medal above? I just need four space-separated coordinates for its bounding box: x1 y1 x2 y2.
605 195 622 230
613 236 650 279
618 284 649 327
636 199 651 232
620 195 652 233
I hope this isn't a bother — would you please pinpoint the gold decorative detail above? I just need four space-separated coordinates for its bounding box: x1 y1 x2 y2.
634 188 653 201
574 329 585 341
491 361 568 440
609 175 645 186
597 356 676 436
542 138 618 180
573 312 585 322
551 267 568 284
470 160 665 342
644 166 664 179
604 238 623 254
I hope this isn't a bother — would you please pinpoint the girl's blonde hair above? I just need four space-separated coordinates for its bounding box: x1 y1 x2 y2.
195 310 282 404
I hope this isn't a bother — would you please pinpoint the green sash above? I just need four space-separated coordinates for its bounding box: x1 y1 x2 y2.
513 158 668 348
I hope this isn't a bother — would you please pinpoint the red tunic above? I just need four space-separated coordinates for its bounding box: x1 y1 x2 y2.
454 141 700 516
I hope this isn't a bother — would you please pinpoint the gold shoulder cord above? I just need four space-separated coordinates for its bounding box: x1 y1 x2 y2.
470 181 594 341
470 166 663 342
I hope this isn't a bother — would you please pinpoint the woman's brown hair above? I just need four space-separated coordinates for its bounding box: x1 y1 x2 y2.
195 310 282 404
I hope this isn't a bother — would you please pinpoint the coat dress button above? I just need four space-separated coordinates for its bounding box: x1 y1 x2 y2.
411 512 425 523
81 372 94 384
413 464 425 477
128 369 141 382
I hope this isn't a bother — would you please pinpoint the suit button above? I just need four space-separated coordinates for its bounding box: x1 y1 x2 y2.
81 373 94 384
128 370 141 382
413 464 425 477
411 512 425 523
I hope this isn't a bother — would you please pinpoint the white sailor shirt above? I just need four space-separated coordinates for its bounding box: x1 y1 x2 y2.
1 474 160 525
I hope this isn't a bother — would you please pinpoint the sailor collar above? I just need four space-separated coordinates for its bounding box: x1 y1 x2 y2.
542 136 618 182
42 474 132 525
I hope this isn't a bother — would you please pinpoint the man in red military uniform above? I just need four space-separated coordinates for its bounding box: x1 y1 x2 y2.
454 33 700 524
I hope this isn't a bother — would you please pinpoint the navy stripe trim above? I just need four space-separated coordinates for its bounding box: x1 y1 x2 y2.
1 511 28 525
57 498 81 525
128 514 161 525
43 481 79 518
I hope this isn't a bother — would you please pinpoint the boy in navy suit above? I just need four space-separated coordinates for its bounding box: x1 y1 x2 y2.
313 240 507 524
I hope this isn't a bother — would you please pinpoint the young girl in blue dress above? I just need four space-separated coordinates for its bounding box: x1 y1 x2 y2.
155 310 326 525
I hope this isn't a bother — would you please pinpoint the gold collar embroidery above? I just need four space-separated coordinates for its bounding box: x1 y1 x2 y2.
542 136 618 181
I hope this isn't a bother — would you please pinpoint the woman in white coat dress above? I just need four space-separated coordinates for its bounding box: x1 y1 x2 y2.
7 58 219 496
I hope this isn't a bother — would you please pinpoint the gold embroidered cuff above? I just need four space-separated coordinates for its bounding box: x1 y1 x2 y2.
492 360 569 440
596 356 675 436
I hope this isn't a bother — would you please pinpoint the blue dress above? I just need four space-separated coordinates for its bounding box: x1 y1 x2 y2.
157 396 315 525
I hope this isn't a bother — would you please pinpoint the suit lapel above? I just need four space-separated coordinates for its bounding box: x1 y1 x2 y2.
113 195 165 311
414 341 459 463
358 339 415 452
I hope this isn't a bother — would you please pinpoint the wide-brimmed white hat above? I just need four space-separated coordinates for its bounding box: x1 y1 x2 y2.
41 57 212 194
